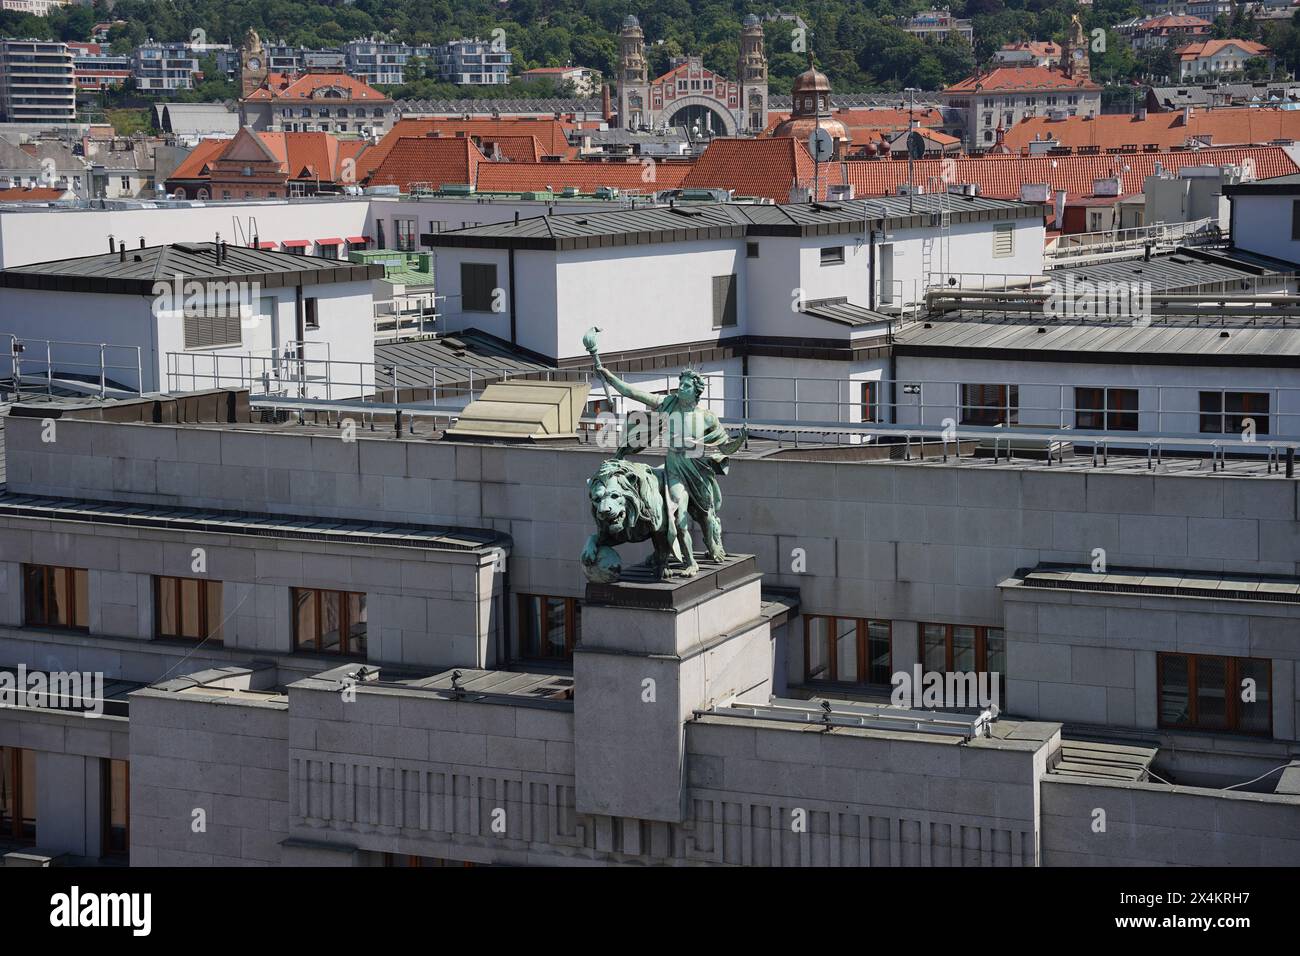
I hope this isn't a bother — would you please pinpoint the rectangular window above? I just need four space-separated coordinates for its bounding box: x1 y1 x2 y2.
22 565 88 630
0 747 36 844
861 380 881 423
919 623 1005 701
395 218 416 251
803 615 892 685
304 297 320 330
746 241 759 258
1292 200 1300 241
960 384 1018 425
820 245 845 265
1074 386 1138 431
101 758 128 858
712 273 738 328
461 262 498 313
993 223 1014 258
517 593 580 661
154 576 222 643
1199 391 1269 435
293 588 367 656
318 243 339 260
1158 653 1271 735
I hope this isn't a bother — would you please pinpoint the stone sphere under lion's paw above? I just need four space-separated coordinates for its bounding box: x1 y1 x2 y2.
582 544 622 583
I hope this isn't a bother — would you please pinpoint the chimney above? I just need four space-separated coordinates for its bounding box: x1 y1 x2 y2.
118 241 125 262
1054 189 1067 229
139 236 145 248
602 83 612 124
107 234 115 253
215 232 222 263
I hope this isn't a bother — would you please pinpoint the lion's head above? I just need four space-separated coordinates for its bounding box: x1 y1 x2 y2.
587 459 664 543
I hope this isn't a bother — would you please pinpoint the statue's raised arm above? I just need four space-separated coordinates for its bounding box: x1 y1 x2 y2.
583 327 662 410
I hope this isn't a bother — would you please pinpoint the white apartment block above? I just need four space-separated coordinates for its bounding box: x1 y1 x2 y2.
0 39 75 125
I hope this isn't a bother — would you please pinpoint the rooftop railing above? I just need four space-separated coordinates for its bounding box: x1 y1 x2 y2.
2 334 144 400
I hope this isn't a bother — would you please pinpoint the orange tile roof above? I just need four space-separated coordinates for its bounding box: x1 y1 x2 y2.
475 160 690 194
0 187 68 202
840 145 1299 199
1137 14 1212 30
999 40 1062 56
1176 39 1270 60
1003 107 1300 151
356 117 575 178
476 134 544 163
167 138 231 181
365 136 486 191
944 65 1101 93
682 137 817 202
244 72 390 102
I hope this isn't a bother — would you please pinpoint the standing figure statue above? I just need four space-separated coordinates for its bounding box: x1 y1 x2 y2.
580 327 746 582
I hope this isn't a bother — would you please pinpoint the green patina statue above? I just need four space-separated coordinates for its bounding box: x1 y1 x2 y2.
580 327 746 583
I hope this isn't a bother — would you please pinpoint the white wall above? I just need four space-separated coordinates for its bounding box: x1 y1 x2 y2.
1231 193 1300 265
895 353 1300 439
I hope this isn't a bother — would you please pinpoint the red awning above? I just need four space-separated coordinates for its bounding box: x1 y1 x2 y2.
346 236 370 244
316 237 343 245
282 239 310 248
253 241 276 249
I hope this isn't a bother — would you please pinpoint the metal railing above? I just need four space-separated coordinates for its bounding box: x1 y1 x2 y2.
923 270 1299 299
1046 217 1222 265
3 335 144 400
159 353 1300 457
373 298 438 342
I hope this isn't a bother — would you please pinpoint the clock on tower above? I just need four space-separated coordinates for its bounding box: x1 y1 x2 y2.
241 29 268 97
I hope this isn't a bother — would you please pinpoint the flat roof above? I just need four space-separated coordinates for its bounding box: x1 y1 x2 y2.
0 492 508 552
800 298 893 328
893 312 1300 366
423 195 1044 251
1003 563 1300 604
1052 249 1291 293
375 329 554 389
0 241 384 295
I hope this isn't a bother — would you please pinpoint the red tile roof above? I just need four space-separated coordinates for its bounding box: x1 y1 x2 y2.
840 145 1299 199
944 65 1101 93
0 187 68 202
475 159 690 194
357 117 575 178
476 134 544 163
1176 39 1270 60
1137 14 1212 30
167 138 231 181
244 72 390 102
257 131 360 181
682 137 817 202
1003 107 1300 151
999 40 1062 56
366 136 486 191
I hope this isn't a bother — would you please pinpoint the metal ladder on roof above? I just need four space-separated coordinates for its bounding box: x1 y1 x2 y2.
230 216 261 248
921 177 952 293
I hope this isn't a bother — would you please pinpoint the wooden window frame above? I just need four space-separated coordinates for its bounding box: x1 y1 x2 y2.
516 593 580 661
0 746 36 844
803 614 893 685
22 564 88 631
1157 652 1272 736
292 587 367 656
960 384 1018 426
153 575 223 644
100 758 129 858
918 623 1006 677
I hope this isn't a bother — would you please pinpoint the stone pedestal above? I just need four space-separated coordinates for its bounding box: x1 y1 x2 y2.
574 555 773 823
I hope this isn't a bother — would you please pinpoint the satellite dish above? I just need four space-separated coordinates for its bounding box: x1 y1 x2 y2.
808 127 834 162
907 130 926 161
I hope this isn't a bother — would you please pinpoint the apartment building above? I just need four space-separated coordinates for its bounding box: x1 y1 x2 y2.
900 8 974 43
431 38 511 86
1176 40 1275 80
943 65 1102 150
0 39 75 125
132 42 199 93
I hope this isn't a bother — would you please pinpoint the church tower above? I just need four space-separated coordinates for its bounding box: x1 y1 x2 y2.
241 29 268 97
738 14 768 134
1064 14 1090 82
618 15 648 130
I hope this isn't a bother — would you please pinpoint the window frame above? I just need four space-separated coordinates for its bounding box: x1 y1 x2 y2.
992 223 1015 258
1074 386 1139 431
1157 652 1272 736
0 746 36 844
711 273 738 329
918 623 1006 701
153 575 223 644
1199 390 1269 435
516 593 581 661
803 614 893 685
860 380 882 423
819 245 845 266
292 587 367 657
100 758 129 858
960 383 1019 426
22 564 88 631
